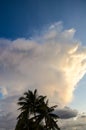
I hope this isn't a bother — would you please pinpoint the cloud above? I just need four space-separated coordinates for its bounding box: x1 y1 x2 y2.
55 107 78 119
0 112 16 130
0 109 85 130
0 22 86 116
60 114 86 130
0 87 8 96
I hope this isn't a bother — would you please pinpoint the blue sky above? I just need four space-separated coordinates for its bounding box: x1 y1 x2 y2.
0 0 86 44
0 0 86 113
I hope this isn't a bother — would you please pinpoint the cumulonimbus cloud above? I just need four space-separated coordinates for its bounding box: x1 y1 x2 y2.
0 22 86 114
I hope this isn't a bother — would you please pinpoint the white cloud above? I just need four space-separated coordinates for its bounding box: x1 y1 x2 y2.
0 22 86 116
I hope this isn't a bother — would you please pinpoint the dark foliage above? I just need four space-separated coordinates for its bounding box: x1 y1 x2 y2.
15 89 60 130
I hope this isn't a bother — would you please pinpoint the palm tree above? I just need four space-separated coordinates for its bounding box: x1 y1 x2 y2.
15 89 46 130
15 89 60 130
36 100 60 130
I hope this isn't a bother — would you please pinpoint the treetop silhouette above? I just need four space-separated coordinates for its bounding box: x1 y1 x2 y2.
15 89 60 130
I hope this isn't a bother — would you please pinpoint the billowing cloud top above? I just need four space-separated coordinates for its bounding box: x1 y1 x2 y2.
0 22 86 115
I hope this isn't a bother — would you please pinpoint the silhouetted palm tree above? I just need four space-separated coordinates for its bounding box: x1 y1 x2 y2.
15 89 60 130
36 100 60 130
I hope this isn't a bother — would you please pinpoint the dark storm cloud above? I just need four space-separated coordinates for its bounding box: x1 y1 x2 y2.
55 107 78 119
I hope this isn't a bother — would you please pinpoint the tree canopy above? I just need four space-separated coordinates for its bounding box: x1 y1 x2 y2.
15 89 60 130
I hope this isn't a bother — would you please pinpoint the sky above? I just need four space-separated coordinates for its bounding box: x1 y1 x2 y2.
0 0 86 129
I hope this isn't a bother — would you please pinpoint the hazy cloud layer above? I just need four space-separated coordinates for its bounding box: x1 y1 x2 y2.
0 111 86 130
60 115 86 130
0 22 86 115
0 113 16 130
